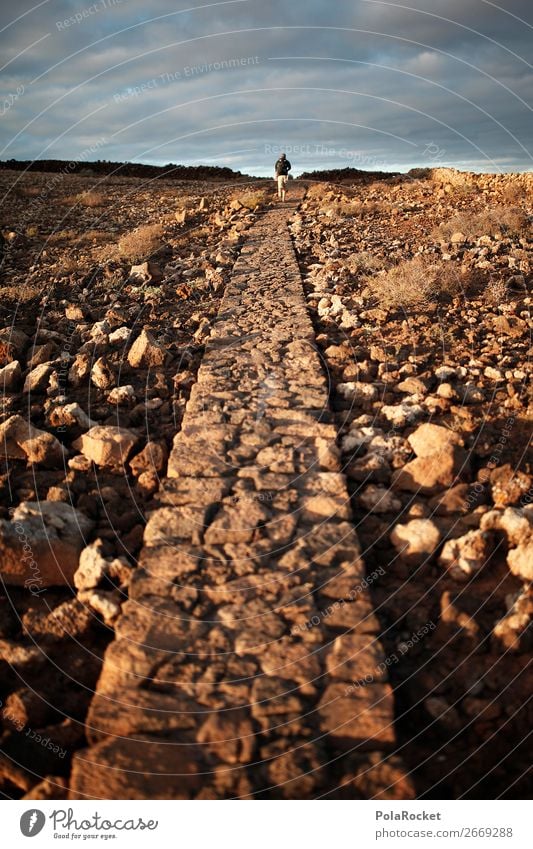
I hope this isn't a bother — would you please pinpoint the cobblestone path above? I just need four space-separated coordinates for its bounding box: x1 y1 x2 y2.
70 192 411 799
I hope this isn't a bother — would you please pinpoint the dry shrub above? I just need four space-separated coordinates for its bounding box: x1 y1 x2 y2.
366 256 465 310
306 183 333 200
17 185 41 198
117 223 164 261
363 199 388 214
346 251 385 275
0 284 41 302
483 277 508 306
334 197 363 216
76 190 106 207
47 229 79 244
499 182 527 205
82 229 110 244
436 206 529 241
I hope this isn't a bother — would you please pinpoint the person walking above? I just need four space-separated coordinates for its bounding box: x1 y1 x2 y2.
274 153 291 201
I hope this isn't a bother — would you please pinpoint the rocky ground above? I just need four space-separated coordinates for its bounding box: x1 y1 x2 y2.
0 169 268 797
0 165 531 799
290 167 532 798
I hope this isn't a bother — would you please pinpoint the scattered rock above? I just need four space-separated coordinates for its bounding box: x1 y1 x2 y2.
127 329 167 368
0 502 94 587
107 385 136 405
438 530 493 580
73 426 139 467
392 423 468 494
0 359 22 390
390 518 441 565
0 415 67 467
129 441 167 477
23 363 53 394
507 543 533 582
357 485 402 514
91 357 115 389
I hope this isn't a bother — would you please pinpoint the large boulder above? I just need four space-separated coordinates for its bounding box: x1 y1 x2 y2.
0 502 94 588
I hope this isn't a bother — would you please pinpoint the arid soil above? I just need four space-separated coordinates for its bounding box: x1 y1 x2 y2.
291 168 532 798
0 165 531 799
0 169 268 797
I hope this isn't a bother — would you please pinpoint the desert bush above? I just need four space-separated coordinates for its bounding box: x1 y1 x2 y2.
483 277 508 305
76 190 106 207
117 223 164 261
306 183 334 200
346 251 385 275
47 229 79 244
17 185 41 198
334 197 363 216
499 182 527 205
366 256 466 309
0 284 41 302
436 206 529 241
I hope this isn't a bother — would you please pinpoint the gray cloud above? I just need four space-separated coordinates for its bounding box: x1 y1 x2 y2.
1 0 532 174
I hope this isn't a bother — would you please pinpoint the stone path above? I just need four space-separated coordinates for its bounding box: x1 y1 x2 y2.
69 191 411 799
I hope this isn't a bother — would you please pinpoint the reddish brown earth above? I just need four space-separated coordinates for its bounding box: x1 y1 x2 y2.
0 166 531 799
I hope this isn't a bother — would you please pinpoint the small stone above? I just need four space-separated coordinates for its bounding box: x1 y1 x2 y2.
480 507 533 547
484 366 504 381
396 376 428 395
23 363 53 393
435 366 456 381
107 385 136 405
490 465 531 508
390 519 441 565
27 342 56 368
0 328 29 365
450 231 466 244
65 304 85 320
68 354 91 387
357 485 401 514
0 415 67 467
438 530 492 580
424 697 461 729
127 329 166 368
0 360 22 391
381 402 424 427
108 326 131 346
507 543 533 582
408 423 464 456
392 423 467 494
74 540 110 590
0 502 94 587
129 441 167 477
48 403 95 430
91 357 115 389
73 426 139 467
337 382 378 403
436 382 457 400
68 454 92 472
78 589 121 625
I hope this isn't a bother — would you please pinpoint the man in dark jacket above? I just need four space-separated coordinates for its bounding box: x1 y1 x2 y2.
274 153 291 201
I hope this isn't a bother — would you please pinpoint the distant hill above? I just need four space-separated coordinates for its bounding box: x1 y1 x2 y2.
298 166 400 182
0 159 249 181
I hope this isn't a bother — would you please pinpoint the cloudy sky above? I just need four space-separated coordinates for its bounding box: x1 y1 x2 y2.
1 0 532 175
